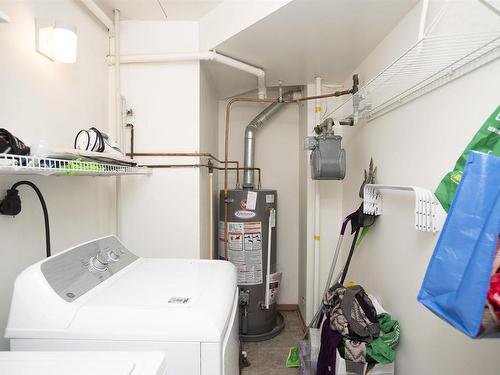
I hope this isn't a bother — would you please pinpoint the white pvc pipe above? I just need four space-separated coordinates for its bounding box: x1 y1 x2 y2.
114 9 122 239
80 0 114 31
211 52 267 99
265 208 275 309
313 76 321 310
106 52 214 64
106 50 267 98
208 170 214 260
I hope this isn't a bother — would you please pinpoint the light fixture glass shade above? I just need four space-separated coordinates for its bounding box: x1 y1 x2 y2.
53 24 77 63
37 20 77 63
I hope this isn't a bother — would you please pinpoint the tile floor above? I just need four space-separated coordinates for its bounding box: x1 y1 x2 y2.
241 310 304 375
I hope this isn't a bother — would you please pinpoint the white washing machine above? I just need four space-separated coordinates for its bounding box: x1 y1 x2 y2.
5 236 239 375
0 351 167 375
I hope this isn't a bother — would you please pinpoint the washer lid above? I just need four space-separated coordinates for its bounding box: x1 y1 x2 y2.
0 351 167 375
69 258 237 342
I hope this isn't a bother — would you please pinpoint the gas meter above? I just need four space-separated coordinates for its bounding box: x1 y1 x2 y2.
304 118 346 180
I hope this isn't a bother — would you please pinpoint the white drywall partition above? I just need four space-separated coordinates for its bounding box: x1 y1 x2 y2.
118 20 204 258
0 0 111 350
199 62 219 259
339 1 500 373
298 84 345 323
199 0 293 50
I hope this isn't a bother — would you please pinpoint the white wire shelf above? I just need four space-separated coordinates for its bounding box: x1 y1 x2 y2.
331 31 500 122
0 154 151 176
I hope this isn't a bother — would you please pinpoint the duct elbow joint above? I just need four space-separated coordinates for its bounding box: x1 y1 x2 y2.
245 126 256 140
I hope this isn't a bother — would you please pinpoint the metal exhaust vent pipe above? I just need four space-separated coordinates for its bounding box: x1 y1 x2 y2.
243 90 296 189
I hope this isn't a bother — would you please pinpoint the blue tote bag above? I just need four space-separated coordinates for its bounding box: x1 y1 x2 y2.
418 151 500 338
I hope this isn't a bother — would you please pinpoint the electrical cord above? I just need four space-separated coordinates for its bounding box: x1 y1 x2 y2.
0 181 51 258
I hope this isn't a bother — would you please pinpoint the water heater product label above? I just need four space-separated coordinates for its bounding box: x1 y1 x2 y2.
246 191 258 210
266 194 275 203
219 221 263 285
267 272 282 305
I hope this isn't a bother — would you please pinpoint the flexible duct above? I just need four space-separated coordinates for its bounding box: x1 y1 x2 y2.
243 90 296 188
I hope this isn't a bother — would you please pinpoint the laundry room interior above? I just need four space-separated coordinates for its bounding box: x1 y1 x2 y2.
0 0 499 374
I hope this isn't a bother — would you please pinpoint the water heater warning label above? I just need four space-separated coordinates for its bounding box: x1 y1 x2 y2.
219 221 263 285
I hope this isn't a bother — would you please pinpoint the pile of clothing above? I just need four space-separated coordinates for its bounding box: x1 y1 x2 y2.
317 284 400 375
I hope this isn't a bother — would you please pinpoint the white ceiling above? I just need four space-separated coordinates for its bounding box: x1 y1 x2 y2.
208 0 418 97
94 0 418 97
94 0 223 21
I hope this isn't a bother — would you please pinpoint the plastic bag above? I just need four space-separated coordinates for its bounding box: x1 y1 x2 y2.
435 105 500 212
418 151 500 338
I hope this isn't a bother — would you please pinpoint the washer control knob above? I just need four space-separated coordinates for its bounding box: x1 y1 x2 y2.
90 250 109 272
107 250 120 262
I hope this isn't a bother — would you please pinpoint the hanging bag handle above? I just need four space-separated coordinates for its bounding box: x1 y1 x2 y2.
341 285 379 342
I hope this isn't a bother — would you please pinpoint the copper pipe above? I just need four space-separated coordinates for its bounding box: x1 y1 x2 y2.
129 152 241 187
222 77 358 260
143 163 260 185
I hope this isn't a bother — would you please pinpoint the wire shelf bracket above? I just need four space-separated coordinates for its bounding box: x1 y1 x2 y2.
363 184 447 233
0 154 151 176
330 31 500 123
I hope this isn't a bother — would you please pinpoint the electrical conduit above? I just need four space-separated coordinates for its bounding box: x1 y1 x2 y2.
114 9 122 239
313 76 322 311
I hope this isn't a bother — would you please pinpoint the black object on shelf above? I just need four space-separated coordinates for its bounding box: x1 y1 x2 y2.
0 181 51 258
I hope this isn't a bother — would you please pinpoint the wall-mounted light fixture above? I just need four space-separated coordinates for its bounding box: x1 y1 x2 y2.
0 10 10 23
36 20 77 63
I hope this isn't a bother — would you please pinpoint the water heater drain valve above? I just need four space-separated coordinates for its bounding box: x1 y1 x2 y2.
304 118 346 180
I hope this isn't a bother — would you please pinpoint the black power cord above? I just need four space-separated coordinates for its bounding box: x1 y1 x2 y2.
0 181 51 258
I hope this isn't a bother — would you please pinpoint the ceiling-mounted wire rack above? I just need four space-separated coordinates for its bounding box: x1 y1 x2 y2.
331 30 500 122
0 154 151 176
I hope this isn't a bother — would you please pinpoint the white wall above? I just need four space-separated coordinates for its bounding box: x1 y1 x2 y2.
0 0 111 349
118 21 204 258
218 93 300 304
339 1 500 373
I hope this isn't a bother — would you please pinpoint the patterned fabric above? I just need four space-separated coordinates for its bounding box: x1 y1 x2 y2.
321 283 381 372
329 287 349 336
344 340 366 362
345 340 367 375
324 283 380 342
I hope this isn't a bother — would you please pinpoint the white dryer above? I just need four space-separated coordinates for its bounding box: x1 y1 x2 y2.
0 351 167 375
5 236 239 375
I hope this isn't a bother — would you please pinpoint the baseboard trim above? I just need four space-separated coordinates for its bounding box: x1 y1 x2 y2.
297 306 307 333
276 304 307 333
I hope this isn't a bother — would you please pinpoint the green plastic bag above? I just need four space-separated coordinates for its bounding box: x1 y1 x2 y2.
285 345 300 368
435 105 500 211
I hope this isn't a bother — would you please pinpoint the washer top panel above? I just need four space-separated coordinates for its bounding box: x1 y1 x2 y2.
40 236 138 302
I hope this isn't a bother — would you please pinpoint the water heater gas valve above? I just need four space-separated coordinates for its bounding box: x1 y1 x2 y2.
304 119 346 180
